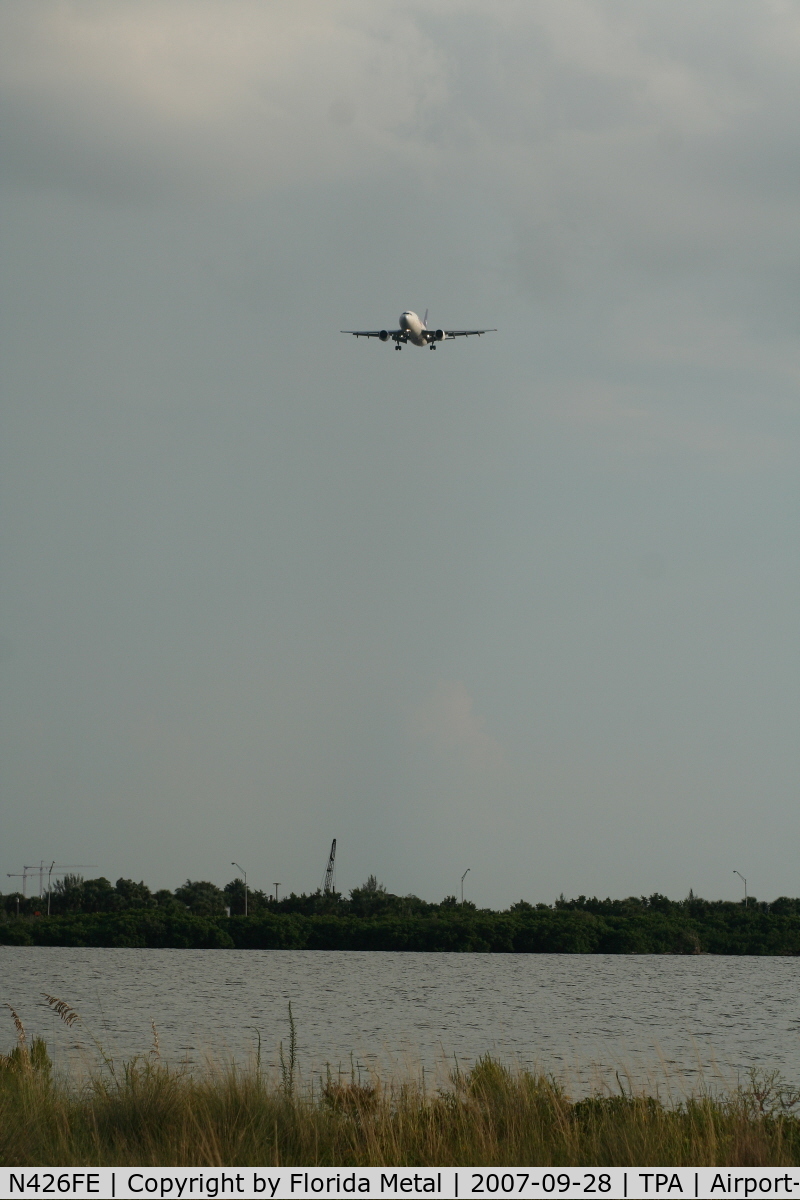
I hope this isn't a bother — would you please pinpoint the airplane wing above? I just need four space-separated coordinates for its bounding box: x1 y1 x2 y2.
442 329 497 338
341 329 401 338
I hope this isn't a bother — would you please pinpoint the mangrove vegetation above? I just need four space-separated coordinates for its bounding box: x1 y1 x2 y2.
3 876 800 952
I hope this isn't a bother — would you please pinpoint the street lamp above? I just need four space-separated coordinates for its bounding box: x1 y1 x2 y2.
231 862 248 917
273 883 281 903
733 870 748 908
461 868 471 905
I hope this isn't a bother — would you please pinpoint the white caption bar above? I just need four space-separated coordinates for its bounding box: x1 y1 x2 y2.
2 1168 800 1199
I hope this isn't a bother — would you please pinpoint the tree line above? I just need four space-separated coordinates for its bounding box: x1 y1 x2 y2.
2 874 800 952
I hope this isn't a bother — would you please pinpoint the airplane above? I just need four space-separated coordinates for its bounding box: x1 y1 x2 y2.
342 309 496 349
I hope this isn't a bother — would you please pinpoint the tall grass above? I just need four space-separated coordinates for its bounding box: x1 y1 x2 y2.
3 997 800 1167
3 1043 800 1167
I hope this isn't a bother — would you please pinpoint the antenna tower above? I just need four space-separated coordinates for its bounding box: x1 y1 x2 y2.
322 839 337 895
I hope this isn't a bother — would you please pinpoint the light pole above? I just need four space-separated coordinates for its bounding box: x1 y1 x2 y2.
733 870 748 908
273 883 280 903
461 868 471 905
231 862 248 917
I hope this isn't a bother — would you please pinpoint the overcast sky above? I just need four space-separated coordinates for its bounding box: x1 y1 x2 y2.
2 0 799 908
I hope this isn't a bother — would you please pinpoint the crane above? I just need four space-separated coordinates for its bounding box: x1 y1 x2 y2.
6 866 36 897
7 863 97 902
322 839 337 895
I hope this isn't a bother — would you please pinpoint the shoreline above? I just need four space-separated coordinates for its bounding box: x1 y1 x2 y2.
3 906 800 953
3 1039 800 1168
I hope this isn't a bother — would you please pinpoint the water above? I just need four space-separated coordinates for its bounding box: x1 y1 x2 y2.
2 948 798 1095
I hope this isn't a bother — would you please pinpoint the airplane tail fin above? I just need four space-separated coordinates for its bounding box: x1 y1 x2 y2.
423 308 428 328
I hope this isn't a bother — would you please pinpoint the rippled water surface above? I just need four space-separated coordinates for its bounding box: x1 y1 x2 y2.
2 949 798 1093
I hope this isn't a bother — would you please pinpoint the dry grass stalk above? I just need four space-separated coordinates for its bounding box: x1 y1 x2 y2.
1 1004 38 1075
4 1003 27 1046
41 993 80 1028
323 1081 378 1114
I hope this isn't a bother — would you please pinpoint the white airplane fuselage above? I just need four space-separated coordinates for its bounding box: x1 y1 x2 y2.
399 310 427 346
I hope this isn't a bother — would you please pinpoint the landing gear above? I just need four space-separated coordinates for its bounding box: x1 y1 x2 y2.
429 343 437 349
395 343 402 350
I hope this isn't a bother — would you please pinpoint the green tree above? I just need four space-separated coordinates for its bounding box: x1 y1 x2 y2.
79 878 118 913
114 879 153 909
349 876 389 917
222 878 269 915
49 875 85 914
174 880 226 916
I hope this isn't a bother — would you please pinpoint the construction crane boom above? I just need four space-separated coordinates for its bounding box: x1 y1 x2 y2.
6 866 36 898
8 864 97 899
322 839 337 895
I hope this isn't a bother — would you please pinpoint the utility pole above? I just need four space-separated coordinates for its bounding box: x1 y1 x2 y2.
461 868 471 905
231 862 248 916
273 883 280 902
734 870 748 907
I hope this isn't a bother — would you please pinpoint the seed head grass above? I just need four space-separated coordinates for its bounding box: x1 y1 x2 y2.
2 1002 800 1167
2 1044 800 1167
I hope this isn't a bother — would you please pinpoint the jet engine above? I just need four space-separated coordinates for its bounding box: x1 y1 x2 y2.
433 328 445 341
379 329 389 341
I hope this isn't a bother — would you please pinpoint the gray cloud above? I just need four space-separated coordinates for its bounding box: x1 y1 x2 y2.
2 1 800 906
